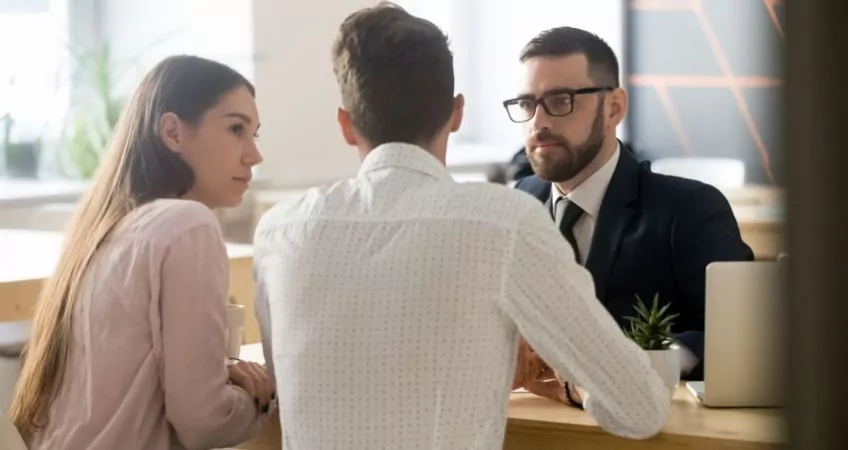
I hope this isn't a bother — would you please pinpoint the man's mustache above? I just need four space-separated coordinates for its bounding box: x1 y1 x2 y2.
532 129 568 147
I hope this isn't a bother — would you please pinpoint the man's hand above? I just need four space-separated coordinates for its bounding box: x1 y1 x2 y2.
515 347 585 406
512 337 586 406
512 338 546 389
523 365 567 403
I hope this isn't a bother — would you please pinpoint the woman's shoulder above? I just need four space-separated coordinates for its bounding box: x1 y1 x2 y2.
120 199 222 246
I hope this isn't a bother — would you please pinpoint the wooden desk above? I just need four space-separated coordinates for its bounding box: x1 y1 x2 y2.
0 229 262 344
732 205 785 261
236 344 784 450
723 186 786 260
505 390 782 450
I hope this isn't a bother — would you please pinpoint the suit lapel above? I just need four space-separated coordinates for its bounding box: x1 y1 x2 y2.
585 145 641 302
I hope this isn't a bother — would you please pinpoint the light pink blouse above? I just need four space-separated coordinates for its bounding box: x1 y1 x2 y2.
30 199 265 450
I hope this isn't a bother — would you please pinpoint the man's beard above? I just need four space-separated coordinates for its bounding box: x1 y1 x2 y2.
525 104 605 183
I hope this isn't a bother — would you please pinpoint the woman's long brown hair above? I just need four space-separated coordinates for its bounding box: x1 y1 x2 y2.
8 55 254 439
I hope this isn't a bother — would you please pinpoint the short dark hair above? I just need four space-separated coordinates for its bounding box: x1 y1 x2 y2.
520 27 620 88
332 2 455 146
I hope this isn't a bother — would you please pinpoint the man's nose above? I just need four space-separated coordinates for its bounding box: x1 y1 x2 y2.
529 102 553 131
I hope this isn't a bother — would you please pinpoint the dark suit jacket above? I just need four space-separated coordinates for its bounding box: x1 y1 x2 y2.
514 144 754 380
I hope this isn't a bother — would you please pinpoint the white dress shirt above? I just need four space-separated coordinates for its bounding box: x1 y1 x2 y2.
253 143 669 449
550 144 620 263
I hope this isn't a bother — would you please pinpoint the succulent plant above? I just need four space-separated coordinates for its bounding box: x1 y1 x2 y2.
623 293 679 351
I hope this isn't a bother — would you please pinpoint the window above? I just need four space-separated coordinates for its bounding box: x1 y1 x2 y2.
0 0 254 180
0 0 71 177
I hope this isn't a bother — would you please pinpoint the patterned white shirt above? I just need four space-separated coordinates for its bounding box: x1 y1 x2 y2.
253 143 669 449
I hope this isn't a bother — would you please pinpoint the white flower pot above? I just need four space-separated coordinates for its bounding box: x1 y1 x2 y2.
646 347 680 398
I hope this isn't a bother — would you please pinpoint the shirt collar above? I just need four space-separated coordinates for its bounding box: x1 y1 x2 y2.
551 143 621 219
358 142 453 182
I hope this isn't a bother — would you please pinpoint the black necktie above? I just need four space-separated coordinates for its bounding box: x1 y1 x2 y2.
554 197 585 264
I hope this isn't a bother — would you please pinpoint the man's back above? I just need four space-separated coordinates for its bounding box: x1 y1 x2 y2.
254 144 670 449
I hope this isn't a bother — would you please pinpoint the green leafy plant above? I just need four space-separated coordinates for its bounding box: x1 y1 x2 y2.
61 33 176 178
61 42 127 179
623 293 679 351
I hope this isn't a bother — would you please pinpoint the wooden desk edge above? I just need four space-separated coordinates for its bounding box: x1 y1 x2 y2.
507 416 783 446
236 345 783 449
238 409 783 450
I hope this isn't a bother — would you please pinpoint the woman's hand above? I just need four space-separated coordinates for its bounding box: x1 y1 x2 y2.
228 361 276 413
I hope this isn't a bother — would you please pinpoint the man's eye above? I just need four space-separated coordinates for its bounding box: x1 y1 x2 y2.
518 100 535 112
549 95 570 107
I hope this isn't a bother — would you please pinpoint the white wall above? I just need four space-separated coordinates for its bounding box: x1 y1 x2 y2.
99 0 626 188
101 0 255 93
467 0 627 154
251 0 374 188
255 0 624 182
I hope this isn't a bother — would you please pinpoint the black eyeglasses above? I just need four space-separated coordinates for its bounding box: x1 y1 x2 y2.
502 86 614 123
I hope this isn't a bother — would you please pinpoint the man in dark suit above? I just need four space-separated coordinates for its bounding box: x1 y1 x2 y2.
505 27 753 390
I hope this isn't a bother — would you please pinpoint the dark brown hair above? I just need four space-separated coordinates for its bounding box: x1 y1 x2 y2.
332 1 454 146
520 27 620 88
9 55 253 440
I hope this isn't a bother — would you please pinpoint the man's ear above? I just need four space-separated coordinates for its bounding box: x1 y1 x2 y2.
159 112 183 153
449 94 465 133
607 88 628 129
337 107 358 146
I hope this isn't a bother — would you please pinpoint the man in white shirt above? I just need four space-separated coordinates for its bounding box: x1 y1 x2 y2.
253 3 669 448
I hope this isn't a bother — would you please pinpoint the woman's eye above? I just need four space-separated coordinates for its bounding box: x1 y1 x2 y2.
230 124 244 135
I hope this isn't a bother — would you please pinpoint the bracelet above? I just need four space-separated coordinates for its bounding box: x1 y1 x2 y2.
226 356 245 367
564 382 584 410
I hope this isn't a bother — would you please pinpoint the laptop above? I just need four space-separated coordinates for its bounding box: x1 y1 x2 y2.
686 260 786 408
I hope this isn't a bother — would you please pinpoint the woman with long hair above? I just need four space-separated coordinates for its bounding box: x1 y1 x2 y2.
9 55 275 449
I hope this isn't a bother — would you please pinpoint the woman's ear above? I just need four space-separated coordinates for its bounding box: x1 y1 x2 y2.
159 112 183 153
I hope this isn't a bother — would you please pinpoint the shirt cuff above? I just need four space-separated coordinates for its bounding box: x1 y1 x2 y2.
674 342 699 375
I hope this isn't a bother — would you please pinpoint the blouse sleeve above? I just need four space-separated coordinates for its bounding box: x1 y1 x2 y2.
159 221 266 448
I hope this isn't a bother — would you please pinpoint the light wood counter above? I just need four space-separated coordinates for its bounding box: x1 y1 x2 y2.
238 390 783 450
236 344 783 450
504 389 782 449
0 229 262 344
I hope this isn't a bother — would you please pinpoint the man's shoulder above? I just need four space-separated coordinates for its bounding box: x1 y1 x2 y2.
638 164 728 208
448 181 546 217
254 181 353 238
508 162 725 208
513 175 550 202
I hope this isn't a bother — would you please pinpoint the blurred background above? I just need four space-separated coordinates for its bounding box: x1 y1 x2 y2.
4 2 848 448
0 0 785 251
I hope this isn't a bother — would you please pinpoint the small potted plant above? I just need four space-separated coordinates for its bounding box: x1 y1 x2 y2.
2 113 41 178
624 293 680 397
